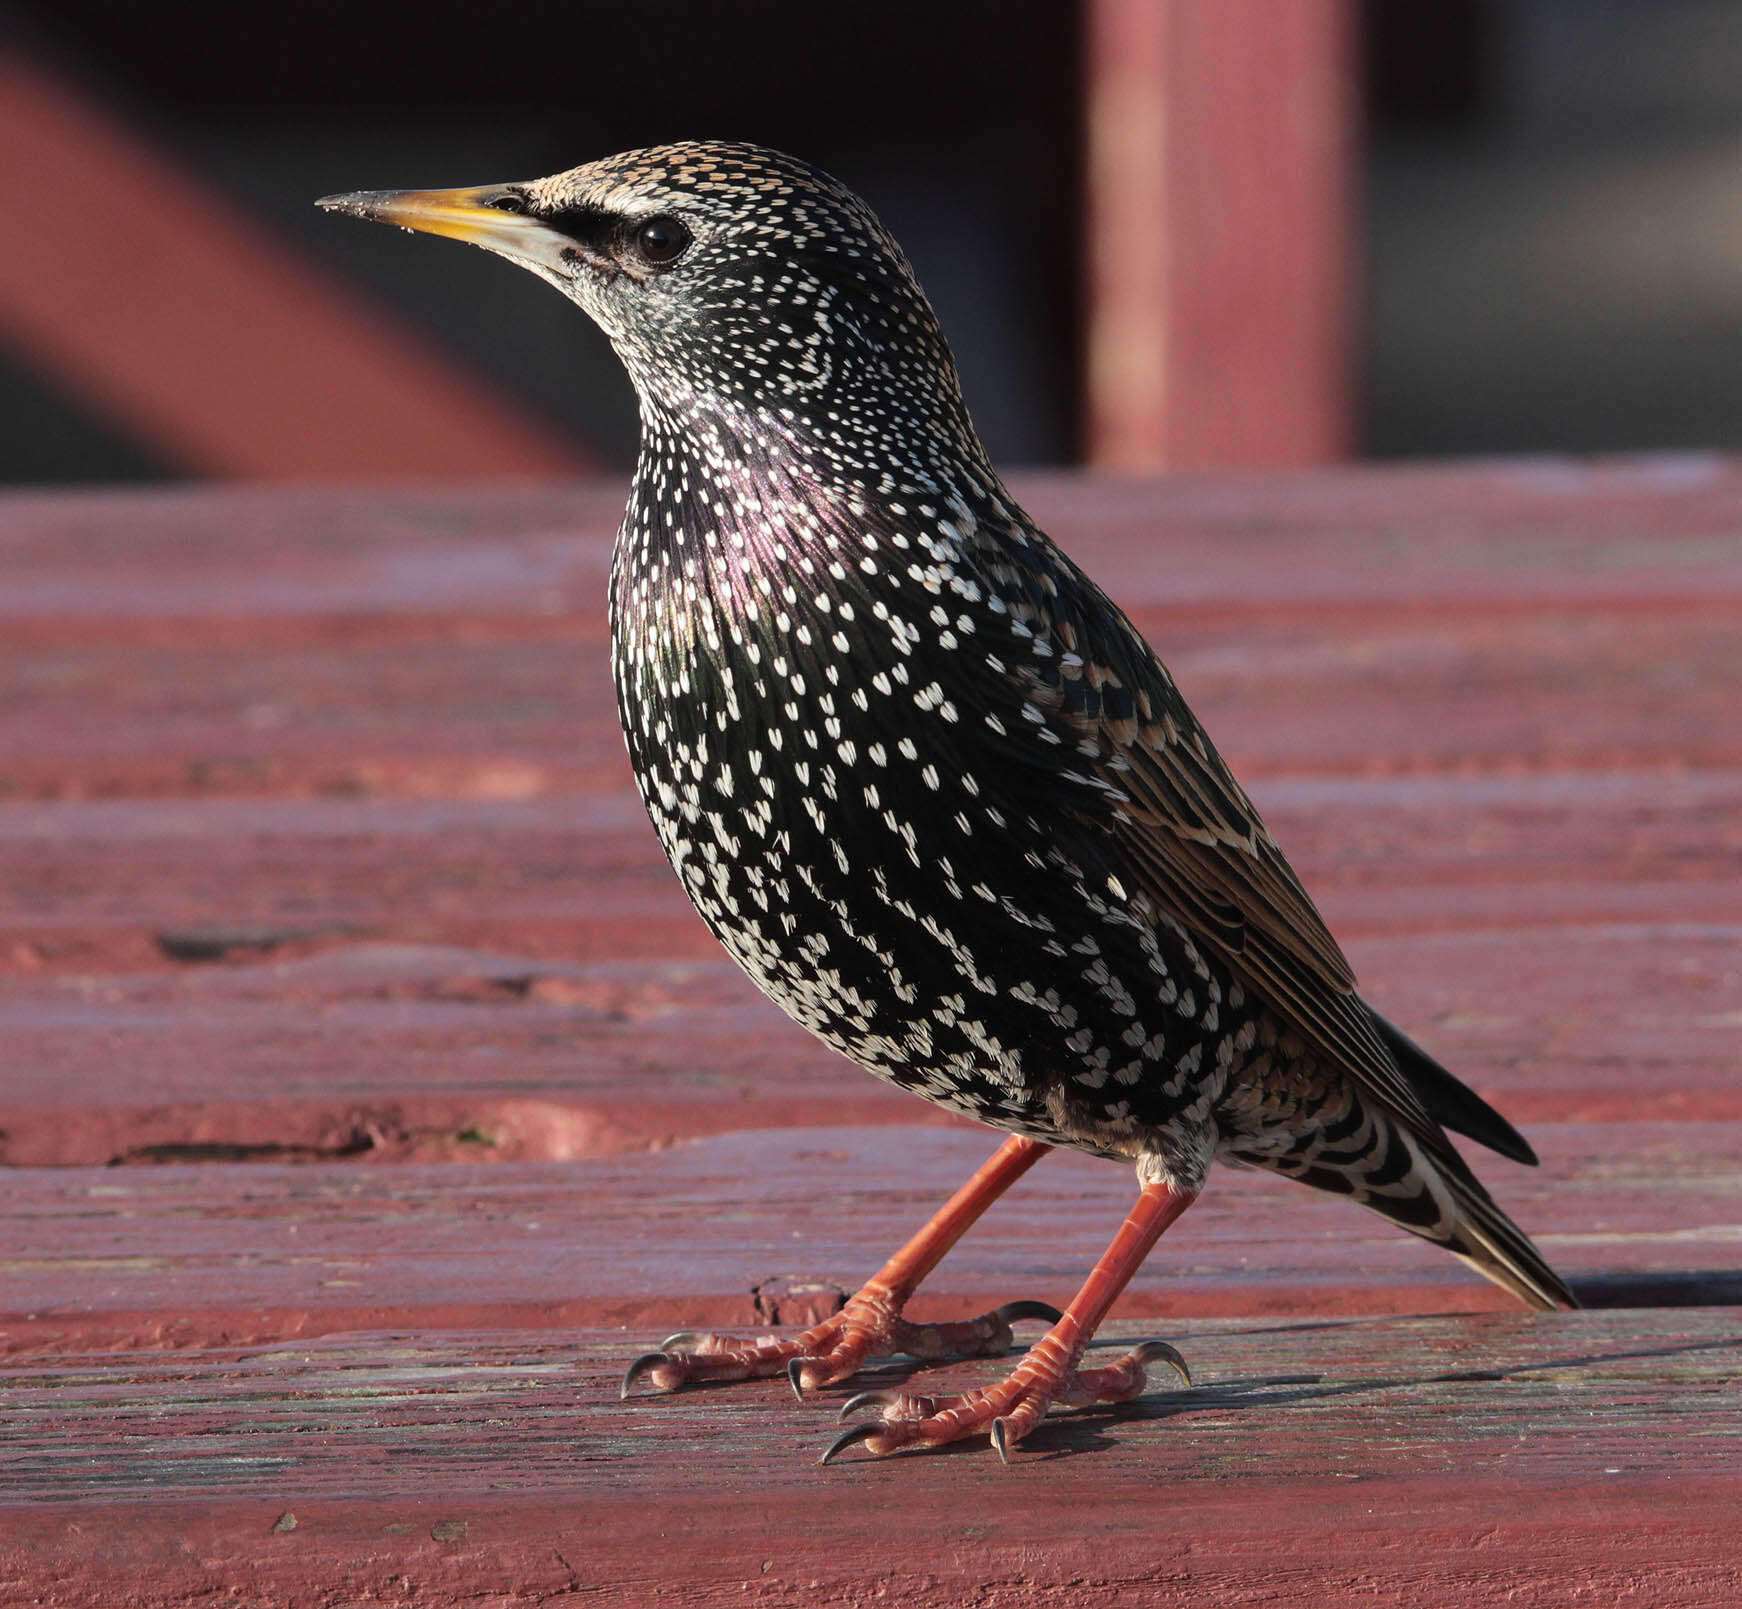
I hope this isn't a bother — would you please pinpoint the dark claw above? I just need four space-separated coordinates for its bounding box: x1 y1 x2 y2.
989 1299 1064 1327
658 1330 706 1351
819 1421 885 1466
788 1357 809 1403
619 1351 672 1400
1132 1339 1193 1389
989 1416 1012 1465
837 1388 902 1423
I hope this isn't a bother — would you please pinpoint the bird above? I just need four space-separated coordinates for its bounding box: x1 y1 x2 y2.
318 142 1574 1464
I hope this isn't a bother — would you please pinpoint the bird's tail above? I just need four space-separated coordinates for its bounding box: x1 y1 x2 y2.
1361 1116 1577 1311
1434 1163 1577 1310
1277 1101 1576 1310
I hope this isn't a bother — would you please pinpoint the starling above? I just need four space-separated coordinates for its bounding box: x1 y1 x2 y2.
318 143 1574 1463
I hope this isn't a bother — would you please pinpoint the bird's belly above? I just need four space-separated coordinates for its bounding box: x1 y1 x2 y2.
620 681 1268 1161
638 754 1054 1125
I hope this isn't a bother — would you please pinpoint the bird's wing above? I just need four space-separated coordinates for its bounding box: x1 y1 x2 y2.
961 527 1448 1141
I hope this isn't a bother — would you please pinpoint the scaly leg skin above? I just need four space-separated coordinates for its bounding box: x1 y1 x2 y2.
621 1135 1056 1402
821 1177 1199 1463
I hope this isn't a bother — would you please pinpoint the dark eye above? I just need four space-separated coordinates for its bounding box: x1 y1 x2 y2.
488 191 529 215
633 215 691 266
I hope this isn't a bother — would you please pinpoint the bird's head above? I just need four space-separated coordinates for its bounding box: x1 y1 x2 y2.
318 142 981 474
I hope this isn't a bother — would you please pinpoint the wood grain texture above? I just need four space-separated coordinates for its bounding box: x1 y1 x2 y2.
2 1315 1738 1607
1 1121 1736 1355
1 462 1738 1603
2 911 1736 1163
4 464 1740 804
7 770 1741 958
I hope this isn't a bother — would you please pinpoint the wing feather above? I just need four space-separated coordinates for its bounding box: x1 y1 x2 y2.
974 540 1448 1139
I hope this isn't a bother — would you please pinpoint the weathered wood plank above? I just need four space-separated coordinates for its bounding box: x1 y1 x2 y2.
6 454 1740 609
4 468 1741 802
8 767 1739 966
4 609 1740 796
2 1122 1734 1352
1 465 1737 1603
2 895 1736 1165
1 1313 1737 1607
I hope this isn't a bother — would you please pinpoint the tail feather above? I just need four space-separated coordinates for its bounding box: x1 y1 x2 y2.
1362 1012 1574 1307
1243 1006 1575 1309
1369 1009 1538 1166
1352 1118 1577 1311
1439 1167 1577 1310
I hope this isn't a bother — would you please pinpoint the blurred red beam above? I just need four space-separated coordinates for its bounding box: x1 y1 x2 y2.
1082 0 1358 471
0 52 591 479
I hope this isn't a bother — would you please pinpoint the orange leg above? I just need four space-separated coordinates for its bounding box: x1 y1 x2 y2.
622 1134 1056 1400
824 1176 1197 1463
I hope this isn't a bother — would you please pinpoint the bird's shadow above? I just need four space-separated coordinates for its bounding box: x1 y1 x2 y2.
1573 1270 1742 1308
623 1271 1742 1464
829 1318 1742 1465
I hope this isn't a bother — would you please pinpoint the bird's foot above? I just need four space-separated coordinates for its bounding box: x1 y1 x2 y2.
821 1337 1191 1464
620 1289 1062 1400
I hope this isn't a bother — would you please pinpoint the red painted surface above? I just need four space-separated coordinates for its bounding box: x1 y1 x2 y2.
1082 0 1357 469
2 915 1736 1169
0 53 589 478
2 1121 1734 1355
1 464 1738 1600
2 1319 1739 1607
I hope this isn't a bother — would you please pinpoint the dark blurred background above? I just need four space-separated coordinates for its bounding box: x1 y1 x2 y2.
4 0 1741 484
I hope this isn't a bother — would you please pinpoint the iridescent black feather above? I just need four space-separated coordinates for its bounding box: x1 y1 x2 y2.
330 142 1574 1311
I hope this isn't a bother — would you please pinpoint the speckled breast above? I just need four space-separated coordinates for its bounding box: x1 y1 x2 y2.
604 482 1271 1162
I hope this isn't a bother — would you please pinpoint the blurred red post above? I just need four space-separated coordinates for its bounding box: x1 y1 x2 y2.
1083 0 1358 471
0 51 591 480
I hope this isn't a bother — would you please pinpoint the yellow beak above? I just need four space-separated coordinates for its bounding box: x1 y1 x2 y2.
315 184 574 275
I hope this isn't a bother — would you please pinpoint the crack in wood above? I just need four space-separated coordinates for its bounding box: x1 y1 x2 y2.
750 1275 848 1328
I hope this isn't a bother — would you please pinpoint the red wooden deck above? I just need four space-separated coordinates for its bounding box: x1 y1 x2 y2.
3 460 1739 1606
